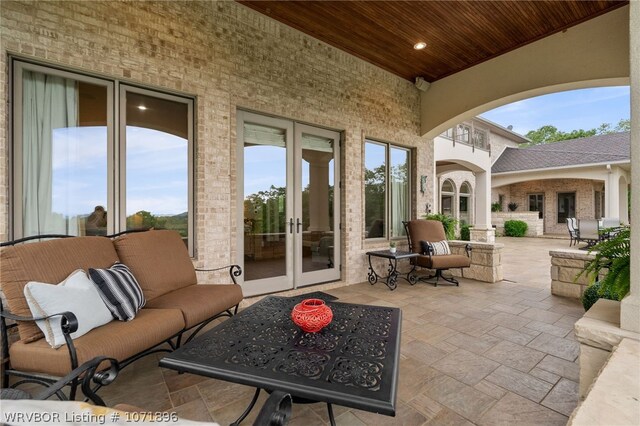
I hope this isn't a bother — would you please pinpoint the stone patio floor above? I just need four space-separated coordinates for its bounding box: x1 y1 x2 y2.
100 237 584 425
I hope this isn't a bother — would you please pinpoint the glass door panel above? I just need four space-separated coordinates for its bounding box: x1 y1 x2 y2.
239 112 293 295
296 124 340 286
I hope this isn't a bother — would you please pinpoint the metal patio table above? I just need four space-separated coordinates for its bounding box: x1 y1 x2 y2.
366 250 420 290
159 296 401 425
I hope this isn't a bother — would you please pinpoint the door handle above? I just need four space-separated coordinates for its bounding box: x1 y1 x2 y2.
296 218 302 233
289 218 294 234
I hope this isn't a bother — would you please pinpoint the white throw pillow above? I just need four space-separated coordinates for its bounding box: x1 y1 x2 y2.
429 240 451 255
24 269 114 348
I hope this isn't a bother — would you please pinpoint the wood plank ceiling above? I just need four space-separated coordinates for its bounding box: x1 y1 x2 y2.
238 0 628 82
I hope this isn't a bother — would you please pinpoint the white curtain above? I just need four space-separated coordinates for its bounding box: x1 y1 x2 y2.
22 70 78 236
391 179 408 237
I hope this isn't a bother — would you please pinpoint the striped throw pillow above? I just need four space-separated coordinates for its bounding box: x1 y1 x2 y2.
429 240 451 255
89 263 146 321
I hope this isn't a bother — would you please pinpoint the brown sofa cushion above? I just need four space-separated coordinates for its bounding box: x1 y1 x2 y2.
406 220 447 253
416 254 471 269
145 284 243 329
1 237 119 343
9 308 184 377
113 230 196 301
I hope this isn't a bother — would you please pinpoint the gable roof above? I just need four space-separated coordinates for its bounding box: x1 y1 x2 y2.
492 132 630 173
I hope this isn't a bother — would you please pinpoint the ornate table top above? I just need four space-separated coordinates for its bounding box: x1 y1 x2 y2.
159 296 401 416
366 249 420 260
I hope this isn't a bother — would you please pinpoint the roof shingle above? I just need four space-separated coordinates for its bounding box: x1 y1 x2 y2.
492 132 630 173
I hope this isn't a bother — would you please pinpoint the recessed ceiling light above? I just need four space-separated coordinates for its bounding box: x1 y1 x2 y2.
414 42 427 50
137 105 147 111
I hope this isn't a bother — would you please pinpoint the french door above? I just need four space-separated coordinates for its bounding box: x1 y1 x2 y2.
237 111 341 296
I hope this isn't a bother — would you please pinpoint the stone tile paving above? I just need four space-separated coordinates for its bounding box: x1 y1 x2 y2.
99 237 582 425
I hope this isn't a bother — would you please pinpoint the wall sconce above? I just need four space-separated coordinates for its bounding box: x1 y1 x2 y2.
420 175 427 194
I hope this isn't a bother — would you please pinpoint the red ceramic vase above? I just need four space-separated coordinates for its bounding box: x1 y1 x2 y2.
291 299 333 333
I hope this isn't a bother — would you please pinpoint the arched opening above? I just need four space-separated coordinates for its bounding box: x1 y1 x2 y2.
459 181 472 225
440 179 456 217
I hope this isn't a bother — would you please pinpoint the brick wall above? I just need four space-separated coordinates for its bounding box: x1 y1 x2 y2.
494 179 601 235
0 1 433 286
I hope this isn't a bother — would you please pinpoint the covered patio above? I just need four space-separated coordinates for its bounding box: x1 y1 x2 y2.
1 1 639 425
99 238 583 425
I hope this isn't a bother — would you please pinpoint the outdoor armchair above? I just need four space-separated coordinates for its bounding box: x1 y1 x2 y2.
403 219 471 286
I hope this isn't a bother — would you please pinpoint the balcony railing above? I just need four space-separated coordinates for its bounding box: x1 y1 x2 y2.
440 132 490 152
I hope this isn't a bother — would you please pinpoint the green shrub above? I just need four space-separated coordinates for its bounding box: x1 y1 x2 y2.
460 224 471 241
504 220 528 237
581 281 618 311
491 202 502 212
424 213 457 240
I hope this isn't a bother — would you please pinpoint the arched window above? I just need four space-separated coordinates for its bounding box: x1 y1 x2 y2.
440 179 456 217
459 181 472 225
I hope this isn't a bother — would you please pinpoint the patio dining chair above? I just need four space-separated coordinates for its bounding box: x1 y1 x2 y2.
600 217 622 240
577 219 600 248
403 219 471 286
566 218 579 246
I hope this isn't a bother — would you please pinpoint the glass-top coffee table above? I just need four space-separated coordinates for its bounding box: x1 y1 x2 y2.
159 295 401 425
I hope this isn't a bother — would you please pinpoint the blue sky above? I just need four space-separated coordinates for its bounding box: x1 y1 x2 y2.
480 86 630 135
52 126 187 217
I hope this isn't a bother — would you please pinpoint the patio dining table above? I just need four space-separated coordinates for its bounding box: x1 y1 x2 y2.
159 295 402 425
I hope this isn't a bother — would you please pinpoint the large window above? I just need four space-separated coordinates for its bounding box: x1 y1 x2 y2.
557 192 576 224
459 181 471 225
12 60 194 252
529 193 544 219
364 140 410 239
441 179 455 217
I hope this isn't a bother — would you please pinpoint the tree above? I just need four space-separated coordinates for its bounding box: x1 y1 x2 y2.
524 118 630 146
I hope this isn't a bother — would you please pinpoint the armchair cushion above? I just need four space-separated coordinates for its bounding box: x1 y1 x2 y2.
416 254 471 269
24 270 113 348
89 263 146 321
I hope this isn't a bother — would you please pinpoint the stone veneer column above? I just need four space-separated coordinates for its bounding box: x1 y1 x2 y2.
471 170 495 243
621 0 640 333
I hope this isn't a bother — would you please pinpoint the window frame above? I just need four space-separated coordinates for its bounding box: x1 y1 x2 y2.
11 58 195 254
557 192 576 224
364 139 411 241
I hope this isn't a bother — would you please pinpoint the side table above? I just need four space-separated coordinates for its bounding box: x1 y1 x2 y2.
365 250 419 290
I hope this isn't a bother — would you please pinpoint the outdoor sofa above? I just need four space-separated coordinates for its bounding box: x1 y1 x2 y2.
0 229 243 400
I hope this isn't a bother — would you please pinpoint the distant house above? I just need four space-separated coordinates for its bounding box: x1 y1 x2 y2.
492 132 631 235
435 117 529 228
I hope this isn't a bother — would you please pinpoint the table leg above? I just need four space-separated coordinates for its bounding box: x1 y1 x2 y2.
407 263 418 285
231 387 261 425
327 403 336 426
367 254 379 285
385 258 399 290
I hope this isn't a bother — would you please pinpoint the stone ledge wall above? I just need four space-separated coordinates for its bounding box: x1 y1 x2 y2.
549 249 603 298
449 240 503 283
492 212 544 237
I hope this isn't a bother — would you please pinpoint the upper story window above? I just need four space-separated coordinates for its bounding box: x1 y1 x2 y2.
364 140 411 239
12 60 194 253
474 129 488 149
456 124 471 144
